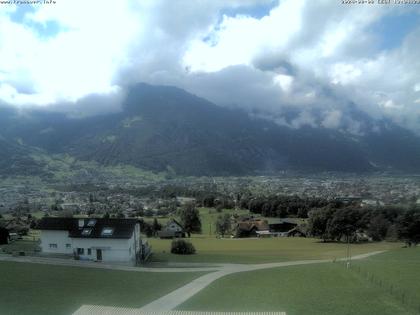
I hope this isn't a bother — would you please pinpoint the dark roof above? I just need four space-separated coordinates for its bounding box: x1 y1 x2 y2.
237 219 269 232
165 218 184 229
278 218 300 224
35 217 139 239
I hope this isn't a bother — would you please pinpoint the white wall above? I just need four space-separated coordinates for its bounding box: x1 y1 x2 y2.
72 237 135 264
133 223 141 260
40 230 73 254
40 223 141 265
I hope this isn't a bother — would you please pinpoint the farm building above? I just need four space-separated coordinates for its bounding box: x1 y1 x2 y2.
268 218 299 236
36 217 150 265
235 218 270 237
158 219 186 239
235 217 305 238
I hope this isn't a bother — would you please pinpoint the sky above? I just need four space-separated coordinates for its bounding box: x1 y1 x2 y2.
0 0 420 133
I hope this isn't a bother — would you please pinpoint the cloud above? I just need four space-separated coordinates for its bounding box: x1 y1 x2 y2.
322 110 342 129
0 0 139 109
0 0 419 133
175 0 420 132
182 0 304 73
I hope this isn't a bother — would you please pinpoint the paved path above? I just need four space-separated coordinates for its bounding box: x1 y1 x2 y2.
71 250 386 314
0 254 220 273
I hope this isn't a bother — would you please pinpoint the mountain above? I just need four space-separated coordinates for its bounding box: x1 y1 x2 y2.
0 137 45 176
1 83 420 177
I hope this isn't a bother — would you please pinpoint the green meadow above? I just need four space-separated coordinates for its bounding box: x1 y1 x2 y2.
179 247 420 315
0 261 204 315
148 237 400 264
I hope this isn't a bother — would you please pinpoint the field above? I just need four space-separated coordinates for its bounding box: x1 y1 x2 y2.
148 237 401 264
148 207 400 264
352 248 420 308
1 206 414 315
0 261 205 315
178 247 420 315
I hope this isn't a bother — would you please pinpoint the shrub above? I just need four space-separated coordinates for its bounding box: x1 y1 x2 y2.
170 239 196 255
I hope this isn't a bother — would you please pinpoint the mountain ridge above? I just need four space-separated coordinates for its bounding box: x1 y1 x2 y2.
1 83 420 177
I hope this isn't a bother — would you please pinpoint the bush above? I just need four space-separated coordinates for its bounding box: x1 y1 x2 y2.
170 239 196 255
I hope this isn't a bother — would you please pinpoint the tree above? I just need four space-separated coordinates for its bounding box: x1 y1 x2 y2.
179 202 201 236
327 208 362 242
89 193 95 203
202 195 215 208
103 212 110 219
216 213 231 237
307 207 337 241
367 214 390 241
396 209 420 246
115 211 125 218
29 219 38 229
139 219 154 237
152 218 162 236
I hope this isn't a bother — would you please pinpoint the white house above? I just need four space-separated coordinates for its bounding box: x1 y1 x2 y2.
36 217 148 265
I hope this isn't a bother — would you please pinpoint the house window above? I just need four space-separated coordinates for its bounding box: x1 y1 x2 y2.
49 243 57 249
77 248 84 255
87 248 91 255
87 219 97 227
66 244 71 249
81 228 93 236
101 227 114 236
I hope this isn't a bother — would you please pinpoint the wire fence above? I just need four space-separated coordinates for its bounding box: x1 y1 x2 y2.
344 262 420 314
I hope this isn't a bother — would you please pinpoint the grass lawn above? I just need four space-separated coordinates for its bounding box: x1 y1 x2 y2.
178 249 419 315
148 208 399 264
148 237 401 264
352 247 420 310
0 261 205 315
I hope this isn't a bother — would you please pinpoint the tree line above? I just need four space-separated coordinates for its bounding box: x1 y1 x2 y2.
307 205 420 246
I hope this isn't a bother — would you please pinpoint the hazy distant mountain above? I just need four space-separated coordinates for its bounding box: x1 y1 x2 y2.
1 83 420 177
0 137 45 176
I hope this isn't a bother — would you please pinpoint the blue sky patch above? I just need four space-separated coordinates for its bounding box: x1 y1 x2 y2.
9 5 63 39
370 12 419 51
26 19 62 38
9 4 36 23
221 0 278 19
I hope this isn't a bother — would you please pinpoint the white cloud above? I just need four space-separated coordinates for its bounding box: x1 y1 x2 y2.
0 0 419 133
0 0 139 107
330 63 362 85
291 110 317 129
273 74 293 93
183 0 304 73
322 110 342 129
